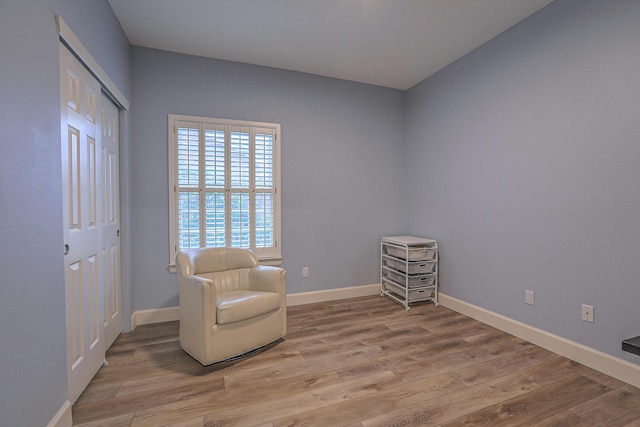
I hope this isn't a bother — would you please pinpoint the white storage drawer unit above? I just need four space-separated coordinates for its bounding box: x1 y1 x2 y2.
380 236 439 310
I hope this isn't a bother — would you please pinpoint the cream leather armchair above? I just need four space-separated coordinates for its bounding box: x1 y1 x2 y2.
176 247 286 365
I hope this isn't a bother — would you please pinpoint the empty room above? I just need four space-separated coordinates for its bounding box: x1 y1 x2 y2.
1 0 640 426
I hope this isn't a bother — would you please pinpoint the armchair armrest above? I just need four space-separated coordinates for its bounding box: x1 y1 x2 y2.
179 275 216 327
249 265 286 296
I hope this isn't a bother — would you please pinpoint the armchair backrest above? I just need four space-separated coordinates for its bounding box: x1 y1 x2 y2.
176 247 259 292
177 247 259 276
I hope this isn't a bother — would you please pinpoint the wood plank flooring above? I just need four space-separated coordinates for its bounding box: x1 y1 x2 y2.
72 296 640 426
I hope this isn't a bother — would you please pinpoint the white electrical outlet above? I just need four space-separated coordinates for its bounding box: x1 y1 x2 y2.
581 304 594 323
525 290 534 305
302 267 309 278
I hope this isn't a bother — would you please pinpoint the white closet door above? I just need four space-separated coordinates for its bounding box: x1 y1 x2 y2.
101 93 122 348
60 44 105 404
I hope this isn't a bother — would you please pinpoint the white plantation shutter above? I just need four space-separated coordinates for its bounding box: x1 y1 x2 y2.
229 126 251 248
204 125 226 247
176 123 201 249
254 128 275 249
169 115 281 265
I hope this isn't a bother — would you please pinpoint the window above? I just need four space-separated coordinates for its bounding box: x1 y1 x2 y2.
168 114 281 266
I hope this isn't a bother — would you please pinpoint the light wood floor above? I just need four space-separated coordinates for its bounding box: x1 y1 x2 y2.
72 296 640 426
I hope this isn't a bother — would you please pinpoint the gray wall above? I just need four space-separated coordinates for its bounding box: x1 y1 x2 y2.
130 47 406 311
405 0 640 363
0 1 130 425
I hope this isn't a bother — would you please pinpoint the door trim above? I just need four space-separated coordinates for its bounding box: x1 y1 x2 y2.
56 15 130 111
47 400 72 427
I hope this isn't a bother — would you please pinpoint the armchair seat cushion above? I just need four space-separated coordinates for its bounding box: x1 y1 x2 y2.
216 290 281 325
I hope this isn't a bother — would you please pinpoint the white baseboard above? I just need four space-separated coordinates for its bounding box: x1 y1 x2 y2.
131 306 180 329
286 283 380 306
47 400 72 427
129 284 381 328
438 293 640 389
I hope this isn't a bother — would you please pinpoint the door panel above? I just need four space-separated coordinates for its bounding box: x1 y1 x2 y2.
101 93 122 348
61 44 105 404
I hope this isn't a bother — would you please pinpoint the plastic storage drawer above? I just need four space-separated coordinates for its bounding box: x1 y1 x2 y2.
385 245 436 261
383 279 434 300
383 267 436 289
383 256 436 275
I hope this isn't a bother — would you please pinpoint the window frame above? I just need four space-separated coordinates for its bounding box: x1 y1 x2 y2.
168 114 281 269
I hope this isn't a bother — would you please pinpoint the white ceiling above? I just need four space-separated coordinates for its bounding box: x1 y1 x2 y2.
108 0 553 90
